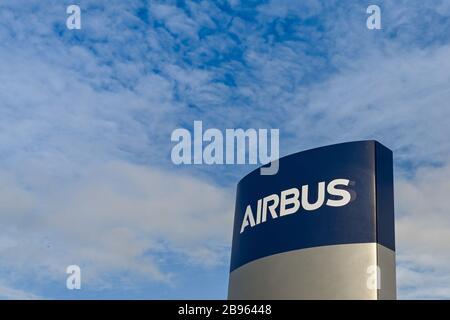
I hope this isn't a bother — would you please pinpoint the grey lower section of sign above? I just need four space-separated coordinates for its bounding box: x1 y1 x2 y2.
228 243 396 300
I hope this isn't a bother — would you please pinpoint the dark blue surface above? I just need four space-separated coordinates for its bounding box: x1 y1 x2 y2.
375 143 396 251
229 140 395 272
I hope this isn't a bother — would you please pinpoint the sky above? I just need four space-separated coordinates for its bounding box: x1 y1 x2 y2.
0 0 449 299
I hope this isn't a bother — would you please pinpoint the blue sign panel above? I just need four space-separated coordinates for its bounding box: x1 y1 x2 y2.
229 140 395 272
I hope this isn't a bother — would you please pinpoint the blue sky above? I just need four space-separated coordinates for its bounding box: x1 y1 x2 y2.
0 0 449 299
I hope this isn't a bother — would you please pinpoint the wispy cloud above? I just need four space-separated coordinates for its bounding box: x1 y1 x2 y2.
0 161 232 290
396 164 450 299
0 283 43 300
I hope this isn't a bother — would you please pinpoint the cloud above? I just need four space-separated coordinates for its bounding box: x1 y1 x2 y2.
285 43 450 169
0 161 233 290
257 0 322 19
396 164 450 299
0 284 43 300
151 3 199 39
